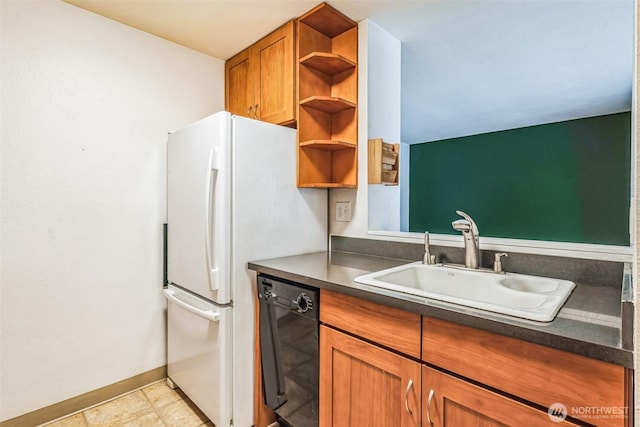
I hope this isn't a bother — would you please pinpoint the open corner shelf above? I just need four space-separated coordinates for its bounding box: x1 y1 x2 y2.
298 182 358 189
300 52 356 75
296 3 358 189
300 140 356 151
299 2 356 38
300 96 355 114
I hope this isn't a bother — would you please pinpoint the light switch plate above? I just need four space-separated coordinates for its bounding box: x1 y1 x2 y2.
335 201 352 222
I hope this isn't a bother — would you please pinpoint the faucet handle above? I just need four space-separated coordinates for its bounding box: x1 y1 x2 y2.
455 210 479 235
493 252 508 273
423 232 436 265
452 219 471 231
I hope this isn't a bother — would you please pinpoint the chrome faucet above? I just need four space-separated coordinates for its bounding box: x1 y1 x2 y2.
452 210 480 269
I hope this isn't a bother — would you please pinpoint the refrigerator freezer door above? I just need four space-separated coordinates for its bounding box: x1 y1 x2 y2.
167 112 232 304
165 285 232 427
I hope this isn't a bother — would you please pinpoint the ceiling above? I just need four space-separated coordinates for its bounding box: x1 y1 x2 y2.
64 0 634 143
63 0 356 60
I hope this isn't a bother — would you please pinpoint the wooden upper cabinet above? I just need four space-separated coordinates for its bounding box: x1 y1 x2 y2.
253 23 295 125
225 20 296 126
225 49 253 119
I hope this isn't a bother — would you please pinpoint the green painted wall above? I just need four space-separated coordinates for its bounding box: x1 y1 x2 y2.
409 112 631 246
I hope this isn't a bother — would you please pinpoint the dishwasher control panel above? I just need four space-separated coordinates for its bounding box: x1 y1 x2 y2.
258 276 318 320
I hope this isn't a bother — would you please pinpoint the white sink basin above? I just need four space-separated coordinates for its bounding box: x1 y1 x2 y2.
354 262 575 322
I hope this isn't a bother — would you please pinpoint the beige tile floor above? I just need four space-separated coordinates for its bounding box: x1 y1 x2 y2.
41 380 213 427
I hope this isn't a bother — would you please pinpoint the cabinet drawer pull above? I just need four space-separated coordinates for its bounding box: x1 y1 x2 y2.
404 379 414 415
248 105 253 117
254 103 259 119
427 388 435 426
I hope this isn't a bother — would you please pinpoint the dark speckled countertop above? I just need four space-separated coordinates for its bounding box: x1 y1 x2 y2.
248 250 633 367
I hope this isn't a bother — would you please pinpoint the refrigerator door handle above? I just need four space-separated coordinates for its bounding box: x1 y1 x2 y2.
205 149 219 291
163 288 220 322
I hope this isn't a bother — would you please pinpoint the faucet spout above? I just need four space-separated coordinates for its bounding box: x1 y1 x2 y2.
452 211 480 269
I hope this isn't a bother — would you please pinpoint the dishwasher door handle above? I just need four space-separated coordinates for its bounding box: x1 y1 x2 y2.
258 288 288 409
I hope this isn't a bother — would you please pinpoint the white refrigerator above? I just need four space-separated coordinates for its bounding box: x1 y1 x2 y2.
164 111 327 427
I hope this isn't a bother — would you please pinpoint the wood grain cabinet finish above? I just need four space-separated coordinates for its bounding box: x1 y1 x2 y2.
423 317 630 427
320 289 421 359
320 326 421 427
225 48 253 121
296 3 358 188
422 366 580 426
225 20 295 126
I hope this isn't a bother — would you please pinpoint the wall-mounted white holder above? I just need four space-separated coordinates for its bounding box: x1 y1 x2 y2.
336 201 352 222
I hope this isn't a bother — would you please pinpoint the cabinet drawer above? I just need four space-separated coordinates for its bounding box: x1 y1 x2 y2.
320 290 421 359
422 317 628 427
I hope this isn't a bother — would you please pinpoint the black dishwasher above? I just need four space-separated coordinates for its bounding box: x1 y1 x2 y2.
257 275 319 427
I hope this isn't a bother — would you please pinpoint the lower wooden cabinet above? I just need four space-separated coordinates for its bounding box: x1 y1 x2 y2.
422 366 579 426
423 317 629 427
316 289 631 427
319 326 421 427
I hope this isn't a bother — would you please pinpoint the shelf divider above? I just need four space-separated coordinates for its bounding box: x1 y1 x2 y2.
300 96 356 114
300 140 356 151
300 52 356 75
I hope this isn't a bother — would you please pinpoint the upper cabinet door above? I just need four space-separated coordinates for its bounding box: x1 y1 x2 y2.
225 49 254 119
225 21 295 126
252 20 295 125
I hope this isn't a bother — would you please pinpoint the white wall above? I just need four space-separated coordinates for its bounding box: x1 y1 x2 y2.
330 19 404 237
367 20 402 232
398 0 633 144
0 0 224 421
399 142 410 231
329 20 370 238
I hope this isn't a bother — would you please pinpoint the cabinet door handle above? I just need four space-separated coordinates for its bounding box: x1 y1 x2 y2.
254 103 258 119
248 105 253 117
427 388 435 426
404 379 414 415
